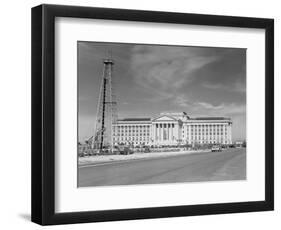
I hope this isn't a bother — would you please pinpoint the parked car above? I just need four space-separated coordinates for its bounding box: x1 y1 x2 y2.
211 145 222 152
111 147 119 154
143 146 150 153
118 146 134 155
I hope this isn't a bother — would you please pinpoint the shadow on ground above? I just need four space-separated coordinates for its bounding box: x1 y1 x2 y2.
18 213 31 222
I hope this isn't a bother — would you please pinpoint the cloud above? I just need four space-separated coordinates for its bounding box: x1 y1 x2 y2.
174 94 245 116
172 89 245 117
194 102 246 116
203 79 246 93
130 45 219 98
173 94 191 107
196 102 224 110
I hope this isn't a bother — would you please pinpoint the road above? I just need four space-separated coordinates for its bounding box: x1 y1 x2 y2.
78 148 246 187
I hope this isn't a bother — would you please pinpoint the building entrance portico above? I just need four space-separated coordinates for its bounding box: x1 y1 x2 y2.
151 115 181 146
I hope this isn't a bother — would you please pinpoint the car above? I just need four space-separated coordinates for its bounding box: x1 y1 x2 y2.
211 145 222 152
112 147 120 154
118 146 134 155
143 146 150 153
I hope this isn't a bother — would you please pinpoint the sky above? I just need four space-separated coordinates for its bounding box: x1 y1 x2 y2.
78 41 246 142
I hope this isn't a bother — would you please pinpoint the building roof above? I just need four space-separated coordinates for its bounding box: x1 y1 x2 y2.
116 114 231 123
192 117 230 120
118 118 151 121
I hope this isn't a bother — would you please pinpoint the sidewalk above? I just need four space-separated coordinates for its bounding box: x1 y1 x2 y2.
78 149 210 166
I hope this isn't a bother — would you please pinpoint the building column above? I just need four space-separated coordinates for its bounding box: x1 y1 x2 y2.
161 123 163 143
167 123 170 141
154 124 158 143
165 124 166 141
169 124 173 142
160 123 163 142
165 123 168 141
165 123 167 142
165 123 167 141
171 124 173 142
158 124 161 142
171 123 174 142
154 124 157 142
168 123 170 142
158 123 160 142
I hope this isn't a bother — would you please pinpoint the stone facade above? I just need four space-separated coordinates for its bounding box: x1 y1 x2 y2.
113 112 232 146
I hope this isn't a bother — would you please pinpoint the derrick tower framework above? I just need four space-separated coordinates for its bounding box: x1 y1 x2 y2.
92 58 117 152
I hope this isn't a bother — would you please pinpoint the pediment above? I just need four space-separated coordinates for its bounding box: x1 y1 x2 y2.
152 115 177 122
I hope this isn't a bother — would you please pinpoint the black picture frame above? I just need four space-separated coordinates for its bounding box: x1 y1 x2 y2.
31 4 274 225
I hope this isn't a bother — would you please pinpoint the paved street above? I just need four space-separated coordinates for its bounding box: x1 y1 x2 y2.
78 148 246 187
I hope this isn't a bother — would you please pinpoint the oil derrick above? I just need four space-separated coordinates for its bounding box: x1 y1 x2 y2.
93 56 117 153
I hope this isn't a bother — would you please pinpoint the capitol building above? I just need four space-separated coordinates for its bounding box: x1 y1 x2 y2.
112 112 232 147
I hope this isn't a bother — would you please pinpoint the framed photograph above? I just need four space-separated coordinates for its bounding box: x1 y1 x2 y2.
31 4 274 225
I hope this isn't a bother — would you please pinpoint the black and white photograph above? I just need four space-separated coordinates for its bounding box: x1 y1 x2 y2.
29 3 274 226
78 42 247 187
